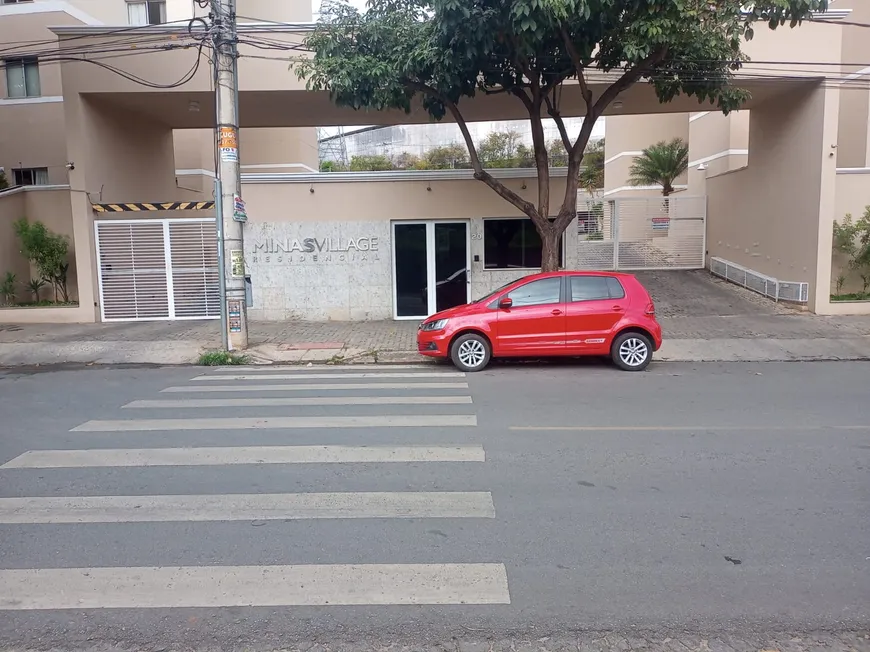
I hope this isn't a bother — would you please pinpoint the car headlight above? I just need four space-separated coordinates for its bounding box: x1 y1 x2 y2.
420 318 449 331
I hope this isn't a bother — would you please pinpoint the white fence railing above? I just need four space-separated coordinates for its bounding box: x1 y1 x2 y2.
710 257 809 303
576 195 706 271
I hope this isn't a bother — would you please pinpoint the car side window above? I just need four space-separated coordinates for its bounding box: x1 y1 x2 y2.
606 277 626 299
506 277 562 308
570 276 610 302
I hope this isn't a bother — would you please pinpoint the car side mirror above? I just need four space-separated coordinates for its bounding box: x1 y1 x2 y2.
498 297 513 309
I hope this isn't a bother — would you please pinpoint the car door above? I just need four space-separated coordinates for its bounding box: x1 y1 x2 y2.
493 276 566 354
565 275 628 353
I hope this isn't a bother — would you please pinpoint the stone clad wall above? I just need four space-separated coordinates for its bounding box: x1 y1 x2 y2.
245 221 393 321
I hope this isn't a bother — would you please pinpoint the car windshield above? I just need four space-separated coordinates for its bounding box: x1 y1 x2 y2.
472 275 532 304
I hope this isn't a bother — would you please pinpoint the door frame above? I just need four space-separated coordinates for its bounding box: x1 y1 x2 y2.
391 220 471 320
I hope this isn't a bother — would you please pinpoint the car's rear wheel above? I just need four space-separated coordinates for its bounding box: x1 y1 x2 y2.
450 333 491 372
611 331 653 371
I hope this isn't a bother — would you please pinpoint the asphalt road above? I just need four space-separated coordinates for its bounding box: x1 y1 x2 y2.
0 360 868 650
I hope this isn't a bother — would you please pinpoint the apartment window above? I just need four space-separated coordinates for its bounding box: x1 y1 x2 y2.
13 167 49 186
483 218 563 270
5 58 40 98
127 0 166 25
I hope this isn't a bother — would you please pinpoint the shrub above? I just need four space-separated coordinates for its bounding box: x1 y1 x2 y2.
0 272 15 305
13 219 71 303
198 350 250 366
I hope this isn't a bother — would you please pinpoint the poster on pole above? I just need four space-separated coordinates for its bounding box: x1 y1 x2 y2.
230 249 244 278
232 194 248 222
219 126 239 162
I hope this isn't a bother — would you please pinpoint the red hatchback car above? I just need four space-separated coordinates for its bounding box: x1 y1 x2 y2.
416 271 662 372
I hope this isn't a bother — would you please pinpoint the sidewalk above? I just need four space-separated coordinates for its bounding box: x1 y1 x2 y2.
2 311 869 366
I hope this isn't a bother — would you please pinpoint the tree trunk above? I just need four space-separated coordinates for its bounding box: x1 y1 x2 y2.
540 227 561 272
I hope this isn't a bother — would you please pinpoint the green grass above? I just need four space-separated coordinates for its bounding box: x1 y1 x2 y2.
198 350 250 366
830 292 870 302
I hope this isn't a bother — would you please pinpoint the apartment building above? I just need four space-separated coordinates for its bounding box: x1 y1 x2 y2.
0 0 867 327
0 0 317 188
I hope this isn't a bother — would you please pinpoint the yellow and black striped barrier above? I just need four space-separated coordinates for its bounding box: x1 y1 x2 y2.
91 201 216 213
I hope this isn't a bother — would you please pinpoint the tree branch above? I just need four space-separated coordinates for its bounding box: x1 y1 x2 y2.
526 96 550 224
406 81 538 219
592 46 669 118
560 26 592 108
543 93 571 153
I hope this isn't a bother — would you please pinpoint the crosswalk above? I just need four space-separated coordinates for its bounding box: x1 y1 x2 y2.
0 363 509 610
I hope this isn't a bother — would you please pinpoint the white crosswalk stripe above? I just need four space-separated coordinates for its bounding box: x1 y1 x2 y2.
71 414 477 432
123 396 473 408
0 564 511 609
2 444 486 468
162 382 469 393
191 372 465 381
0 491 496 523
0 364 510 610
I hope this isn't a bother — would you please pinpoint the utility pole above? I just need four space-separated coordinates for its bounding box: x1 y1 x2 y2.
211 0 248 350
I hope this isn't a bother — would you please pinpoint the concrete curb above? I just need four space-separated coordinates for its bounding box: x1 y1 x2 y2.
1 337 868 368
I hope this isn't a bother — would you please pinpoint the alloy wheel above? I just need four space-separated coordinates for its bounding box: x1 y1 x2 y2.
618 337 649 368
457 339 487 369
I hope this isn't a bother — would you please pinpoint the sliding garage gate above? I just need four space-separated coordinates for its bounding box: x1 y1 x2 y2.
95 218 220 321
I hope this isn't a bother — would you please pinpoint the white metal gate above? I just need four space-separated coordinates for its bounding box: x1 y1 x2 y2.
576 196 706 270
95 218 220 322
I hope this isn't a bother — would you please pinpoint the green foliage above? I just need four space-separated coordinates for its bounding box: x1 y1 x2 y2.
628 138 690 196
26 277 46 303
420 143 470 169
578 139 605 194
349 154 393 171
197 350 250 366
296 0 825 121
392 151 421 170
478 131 527 168
297 0 823 270
0 170 9 191
0 272 16 305
320 159 346 172
832 207 870 299
13 218 71 303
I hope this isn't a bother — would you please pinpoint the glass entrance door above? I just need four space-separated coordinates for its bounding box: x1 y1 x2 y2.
392 221 470 319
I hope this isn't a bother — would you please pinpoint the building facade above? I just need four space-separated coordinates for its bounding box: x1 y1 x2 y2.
0 0 868 325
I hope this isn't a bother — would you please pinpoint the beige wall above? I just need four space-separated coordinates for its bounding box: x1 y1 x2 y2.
243 176 567 223
173 127 319 179
0 191 30 287
0 11 87 185
66 0 127 24
0 188 78 314
74 98 179 203
238 0 311 22
706 84 840 311
603 114 689 197
836 1 870 168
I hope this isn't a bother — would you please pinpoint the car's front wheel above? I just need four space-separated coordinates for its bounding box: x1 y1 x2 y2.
611 331 653 371
450 333 491 372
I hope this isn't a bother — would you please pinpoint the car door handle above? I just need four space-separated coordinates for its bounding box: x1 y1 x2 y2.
612 305 624 312
551 309 563 315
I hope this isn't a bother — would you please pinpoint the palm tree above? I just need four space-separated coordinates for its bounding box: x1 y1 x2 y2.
628 138 689 196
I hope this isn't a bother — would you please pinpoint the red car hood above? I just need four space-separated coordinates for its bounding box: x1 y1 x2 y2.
425 302 480 322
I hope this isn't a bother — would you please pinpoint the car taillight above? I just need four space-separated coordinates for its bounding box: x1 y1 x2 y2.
645 302 656 316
